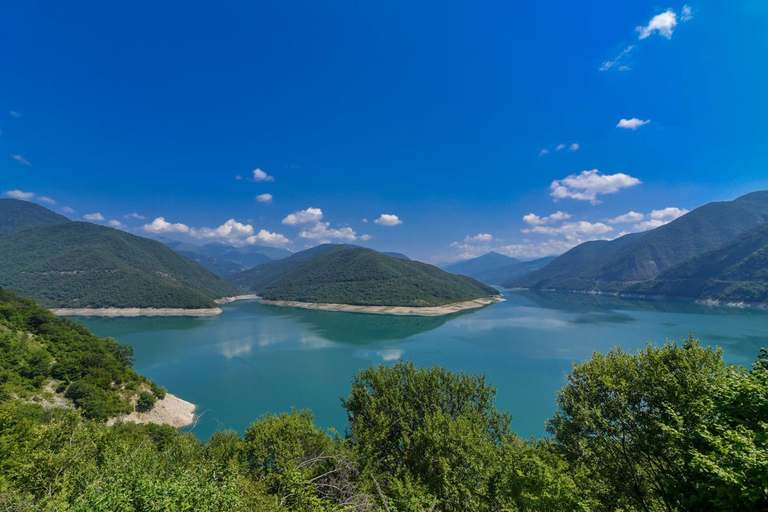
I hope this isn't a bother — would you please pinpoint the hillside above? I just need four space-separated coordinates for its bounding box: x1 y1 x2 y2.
0 198 70 233
0 286 165 420
634 222 768 304
229 244 498 307
0 208 240 309
516 191 768 293
445 251 519 278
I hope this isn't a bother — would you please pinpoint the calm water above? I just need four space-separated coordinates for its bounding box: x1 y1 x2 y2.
76 290 768 440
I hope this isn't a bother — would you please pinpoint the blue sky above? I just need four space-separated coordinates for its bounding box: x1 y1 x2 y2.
2 1 767 262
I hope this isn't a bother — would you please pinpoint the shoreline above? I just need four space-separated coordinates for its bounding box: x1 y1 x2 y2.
258 295 505 316
513 287 768 310
107 393 196 429
214 294 260 305
49 307 222 317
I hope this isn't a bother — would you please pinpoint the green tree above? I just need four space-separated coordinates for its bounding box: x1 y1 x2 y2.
547 336 768 511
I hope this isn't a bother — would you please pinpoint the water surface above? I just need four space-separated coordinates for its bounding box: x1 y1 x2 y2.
77 290 768 440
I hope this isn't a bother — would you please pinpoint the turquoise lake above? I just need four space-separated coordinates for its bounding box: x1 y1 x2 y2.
77 290 768 440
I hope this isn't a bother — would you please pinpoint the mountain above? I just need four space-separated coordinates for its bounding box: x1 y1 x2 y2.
0 198 70 234
229 244 498 307
515 191 768 293
0 201 239 308
381 251 410 260
445 252 520 277
633 222 768 304
160 239 292 276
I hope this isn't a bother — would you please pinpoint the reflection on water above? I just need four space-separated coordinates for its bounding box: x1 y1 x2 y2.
256 302 469 344
76 294 768 441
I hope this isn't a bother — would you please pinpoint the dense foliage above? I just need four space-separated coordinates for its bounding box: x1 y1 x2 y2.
230 245 499 307
514 191 768 301
1 288 765 510
0 220 240 308
0 287 163 420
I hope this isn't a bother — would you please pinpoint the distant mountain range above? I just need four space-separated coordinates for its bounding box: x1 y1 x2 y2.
229 244 498 307
444 251 556 285
158 238 293 276
0 199 239 309
514 191 768 305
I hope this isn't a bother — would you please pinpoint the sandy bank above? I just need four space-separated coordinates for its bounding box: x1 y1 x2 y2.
259 295 505 317
50 307 222 317
107 393 196 429
214 294 260 305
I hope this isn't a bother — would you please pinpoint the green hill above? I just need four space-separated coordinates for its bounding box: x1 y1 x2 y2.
634 222 768 304
0 286 163 420
0 198 70 234
0 201 239 308
229 244 498 307
516 191 768 293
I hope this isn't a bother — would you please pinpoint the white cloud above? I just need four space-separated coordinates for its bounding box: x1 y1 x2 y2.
247 229 290 246
252 168 274 182
464 233 494 243
299 223 357 242
195 219 254 241
9 111 20 118
650 206 689 221
61 206 75 214
617 117 651 130
569 143 580 152
681 5 693 22
600 45 635 72
608 211 645 224
523 211 571 226
108 220 126 228
283 207 324 226
144 216 290 246
4 189 34 200
631 207 689 231
143 217 191 234
361 218 369 223
374 214 403 226
496 239 577 260
37 196 56 204
555 143 566 152
539 149 550 156
360 234 373 241
523 221 614 240
11 154 31 166
637 9 678 39
550 170 641 204
282 207 359 243
124 212 145 220
255 193 273 204
83 213 105 222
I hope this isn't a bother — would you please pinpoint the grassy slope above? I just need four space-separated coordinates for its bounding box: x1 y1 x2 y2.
230 245 498 307
0 222 239 308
